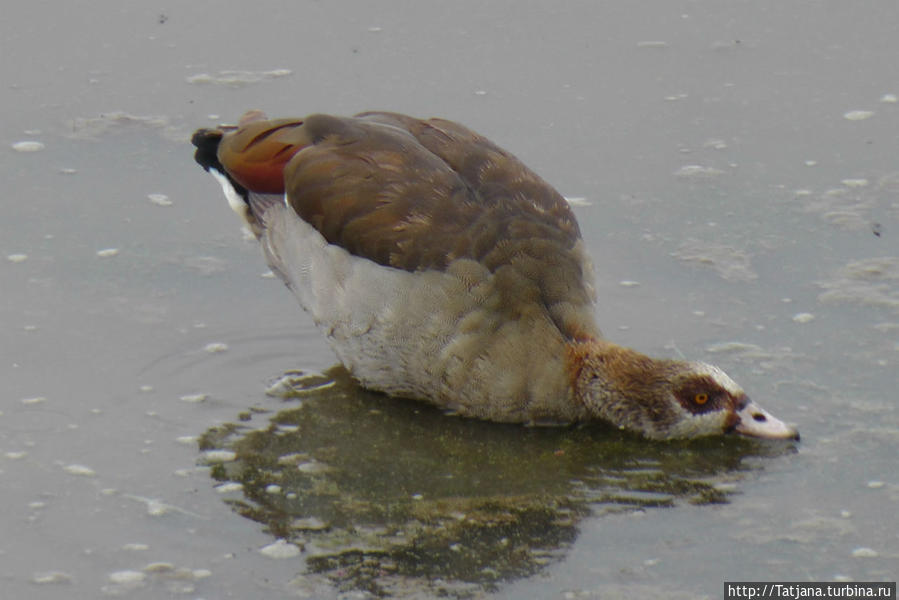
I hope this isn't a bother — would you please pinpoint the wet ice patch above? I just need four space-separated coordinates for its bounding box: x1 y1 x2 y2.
704 342 801 373
792 312 815 323
798 173 898 231
181 255 227 275
818 257 899 312
673 239 757 282
68 111 180 141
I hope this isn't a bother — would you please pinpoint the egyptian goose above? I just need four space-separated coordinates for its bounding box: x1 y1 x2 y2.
191 110 798 441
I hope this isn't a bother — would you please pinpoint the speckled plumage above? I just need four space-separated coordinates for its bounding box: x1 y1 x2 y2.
192 110 799 441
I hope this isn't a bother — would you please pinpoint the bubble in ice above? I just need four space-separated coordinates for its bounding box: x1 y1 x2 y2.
96 248 119 258
64 464 96 476
108 570 146 584
702 138 728 150
12 140 45 152
122 543 149 551
32 571 73 584
259 539 301 558
201 450 237 463
7 253 28 263
186 69 292 87
674 164 724 179
215 482 244 493
843 110 874 121
179 393 207 403
147 193 172 206
841 178 868 188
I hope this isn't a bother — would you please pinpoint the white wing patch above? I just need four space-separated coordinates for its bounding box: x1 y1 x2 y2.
210 169 251 226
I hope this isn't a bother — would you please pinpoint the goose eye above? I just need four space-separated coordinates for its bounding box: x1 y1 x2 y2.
694 393 709 405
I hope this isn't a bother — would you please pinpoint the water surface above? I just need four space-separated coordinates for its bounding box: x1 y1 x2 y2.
2 2 896 598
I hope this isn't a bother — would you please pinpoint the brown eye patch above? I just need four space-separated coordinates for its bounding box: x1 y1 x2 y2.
674 377 726 414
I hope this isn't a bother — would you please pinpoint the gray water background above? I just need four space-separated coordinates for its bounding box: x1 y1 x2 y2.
2 2 897 598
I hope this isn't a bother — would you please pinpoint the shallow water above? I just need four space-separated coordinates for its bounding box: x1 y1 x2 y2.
2 1 897 599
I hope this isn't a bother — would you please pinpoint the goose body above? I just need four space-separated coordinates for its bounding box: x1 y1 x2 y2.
192 110 798 441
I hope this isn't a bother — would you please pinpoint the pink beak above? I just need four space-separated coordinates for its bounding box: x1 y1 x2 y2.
734 400 800 440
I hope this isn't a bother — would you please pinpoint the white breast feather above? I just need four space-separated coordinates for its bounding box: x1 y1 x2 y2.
256 204 573 420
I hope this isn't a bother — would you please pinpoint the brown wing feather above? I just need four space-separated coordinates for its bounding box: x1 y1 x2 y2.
276 112 583 272
214 111 583 270
214 111 596 337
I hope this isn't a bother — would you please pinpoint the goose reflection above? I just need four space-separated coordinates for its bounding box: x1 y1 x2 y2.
199 367 795 597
